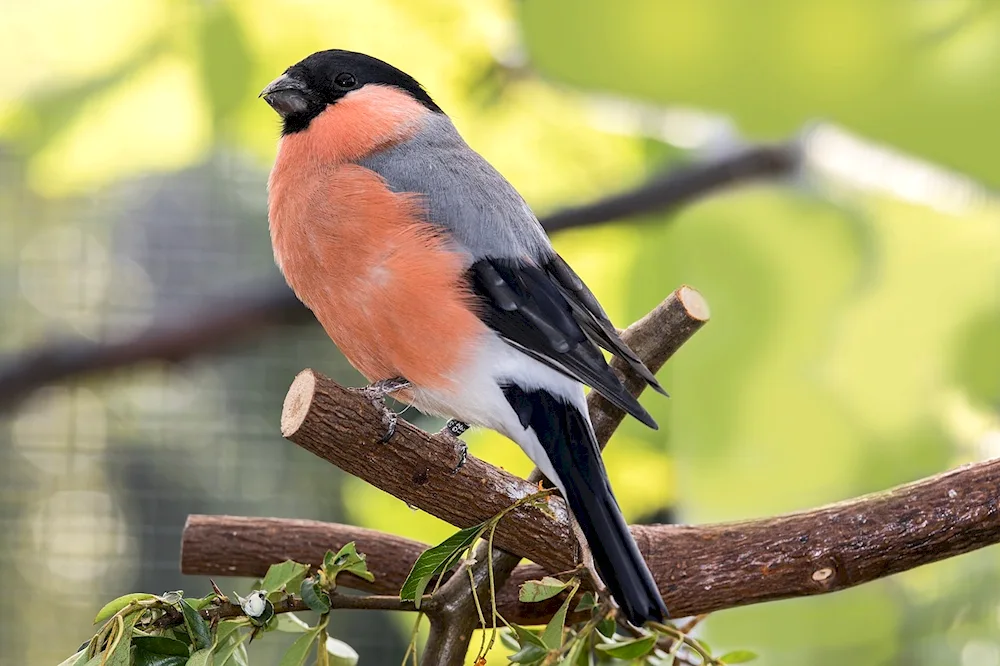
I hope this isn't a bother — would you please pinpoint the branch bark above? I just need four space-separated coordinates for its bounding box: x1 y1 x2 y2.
182 457 1000 623
277 288 708 583
185 284 709 664
413 286 710 662
541 143 798 233
0 142 793 411
152 591 417 631
176 278 1000 654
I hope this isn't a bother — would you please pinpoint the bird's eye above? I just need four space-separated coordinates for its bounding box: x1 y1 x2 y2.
334 72 357 89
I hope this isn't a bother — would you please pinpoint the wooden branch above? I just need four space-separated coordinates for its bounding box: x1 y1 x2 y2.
152 590 417 631
179 279 1000 627
181 457 1000 623
541 143 799 233
590 285 710 447
419 285 709 663
183 284 708 646
180 516 425 594
0 282 309 413
281 369 575 566
277 288 707 576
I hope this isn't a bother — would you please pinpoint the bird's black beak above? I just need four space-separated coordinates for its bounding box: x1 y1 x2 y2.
260 74 309 117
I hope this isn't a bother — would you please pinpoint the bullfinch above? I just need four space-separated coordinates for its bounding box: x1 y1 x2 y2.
261 50 668 626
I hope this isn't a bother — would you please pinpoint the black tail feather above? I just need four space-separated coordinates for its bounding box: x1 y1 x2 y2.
502 385 668 626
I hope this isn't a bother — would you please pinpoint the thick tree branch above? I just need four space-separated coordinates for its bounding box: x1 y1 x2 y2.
415 286 710 662
184 285 708 661
276 288 707 583
177 277 1000 645
182 457 1000 624
0 142 792 411
180 517 426 594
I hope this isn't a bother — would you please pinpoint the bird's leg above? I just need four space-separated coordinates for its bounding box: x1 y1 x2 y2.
437 419 470 473
442 418 470 438
357 377 411 444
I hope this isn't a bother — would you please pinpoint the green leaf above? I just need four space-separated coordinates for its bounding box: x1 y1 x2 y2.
179 599 212 651
399 522 487 606
184 595 216 612
196 1 253 129
541 589 575 649
186 648 214 666
275 613 313 633
261 560 311 598
213 621 243 646
133 636 191 657
719 650 758 664
597 617 616 638
14 40 161 155
508 624 549 662
279 631 320 666
219 642 248 666
556 639 585 666
55 649 87 666
507 642 547 664
572 592 597 612
134 653 188 666
323 542 375 584
105 610 143 666
300 578 332 614
519 577 570 603
212 622 249 666
499 630 520 652
595 634 657 660
94 593 156 624
511 624 548 651
324 636 359 666
159 592 184 605
251 600 275 627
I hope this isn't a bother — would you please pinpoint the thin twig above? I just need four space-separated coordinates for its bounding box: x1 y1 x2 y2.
0 282 308 412
540 143 799 233
152 593 417 631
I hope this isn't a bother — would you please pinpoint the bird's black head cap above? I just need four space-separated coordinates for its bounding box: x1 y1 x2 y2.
260 50 442 135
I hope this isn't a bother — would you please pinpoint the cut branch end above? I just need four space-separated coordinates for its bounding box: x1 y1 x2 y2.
281 369 317 437
678 285 711 322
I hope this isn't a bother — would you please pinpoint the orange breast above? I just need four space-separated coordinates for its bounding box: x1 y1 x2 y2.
269 162 487 390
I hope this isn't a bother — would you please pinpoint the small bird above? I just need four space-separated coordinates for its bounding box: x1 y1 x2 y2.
261 50 668 626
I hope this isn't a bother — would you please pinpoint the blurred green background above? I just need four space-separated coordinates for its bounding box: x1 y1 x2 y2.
2 1 999 664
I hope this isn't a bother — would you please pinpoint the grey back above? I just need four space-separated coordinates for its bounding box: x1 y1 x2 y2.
356 113 554 262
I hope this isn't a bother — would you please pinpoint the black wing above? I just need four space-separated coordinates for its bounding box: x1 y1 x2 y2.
469 256 662 429
546 255 667 395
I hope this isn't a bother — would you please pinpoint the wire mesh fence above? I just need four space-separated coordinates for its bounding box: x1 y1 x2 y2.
0 149 413 664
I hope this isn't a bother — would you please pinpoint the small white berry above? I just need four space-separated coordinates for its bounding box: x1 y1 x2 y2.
240 590 268 618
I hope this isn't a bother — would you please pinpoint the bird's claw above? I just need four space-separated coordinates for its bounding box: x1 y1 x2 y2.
376 409 398 444
357 377 410 443
450 441 468 474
